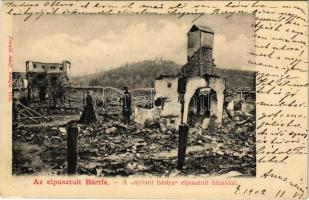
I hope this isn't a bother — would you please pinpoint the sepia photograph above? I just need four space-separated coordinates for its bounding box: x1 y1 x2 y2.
12 14 256 177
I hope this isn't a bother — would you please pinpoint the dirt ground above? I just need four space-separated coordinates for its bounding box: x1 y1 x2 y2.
12 112 256 177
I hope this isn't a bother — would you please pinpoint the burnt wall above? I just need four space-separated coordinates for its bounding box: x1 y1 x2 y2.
181 47 214 77
26 61 70 75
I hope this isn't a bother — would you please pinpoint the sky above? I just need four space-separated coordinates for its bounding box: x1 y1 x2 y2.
13 14 255 76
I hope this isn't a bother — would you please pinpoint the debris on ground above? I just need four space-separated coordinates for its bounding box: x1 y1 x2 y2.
13 114 255 177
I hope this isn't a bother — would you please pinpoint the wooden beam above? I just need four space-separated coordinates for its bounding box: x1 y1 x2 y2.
17 101 49 120
17 111 37 123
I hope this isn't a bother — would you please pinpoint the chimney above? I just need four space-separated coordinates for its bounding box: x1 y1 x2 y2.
183 25 215 77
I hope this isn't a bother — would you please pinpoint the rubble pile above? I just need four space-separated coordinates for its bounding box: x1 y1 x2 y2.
185 117 256 176
77 119 179 176
13 126 67 175
13 114 255 177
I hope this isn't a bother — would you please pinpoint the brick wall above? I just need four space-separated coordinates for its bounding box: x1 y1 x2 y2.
181 47 214 77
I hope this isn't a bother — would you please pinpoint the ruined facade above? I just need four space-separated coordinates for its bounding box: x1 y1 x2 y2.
150 25 226 129
154 75 225 129
146 24 257 130
132 24 256 129
26 60 71 105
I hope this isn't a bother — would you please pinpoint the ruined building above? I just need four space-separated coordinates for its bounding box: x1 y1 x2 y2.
25 60 71 105
12 72 28 104
151 24 255 129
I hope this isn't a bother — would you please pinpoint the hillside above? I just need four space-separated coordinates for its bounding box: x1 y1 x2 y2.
72 60 181 89
213 68 256 91
71 60 256 90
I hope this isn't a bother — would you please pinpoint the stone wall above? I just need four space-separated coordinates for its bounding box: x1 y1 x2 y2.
181 47 214 77
26 61 71 75
154 77 182 118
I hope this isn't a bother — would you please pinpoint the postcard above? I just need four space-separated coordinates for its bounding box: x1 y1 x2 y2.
0 0 307 199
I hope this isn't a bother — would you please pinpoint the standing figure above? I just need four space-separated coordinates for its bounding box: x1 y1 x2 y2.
79 91 97 124
121 87 132 124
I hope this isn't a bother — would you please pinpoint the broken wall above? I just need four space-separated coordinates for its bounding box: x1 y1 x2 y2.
134 106 160 124
154 77 182 125
26 61 71 75
182 76 225 126
181 48 214 77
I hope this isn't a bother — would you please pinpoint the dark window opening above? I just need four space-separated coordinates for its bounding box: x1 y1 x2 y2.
33 64 37 69
167 82 171 88
154 97 165 108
